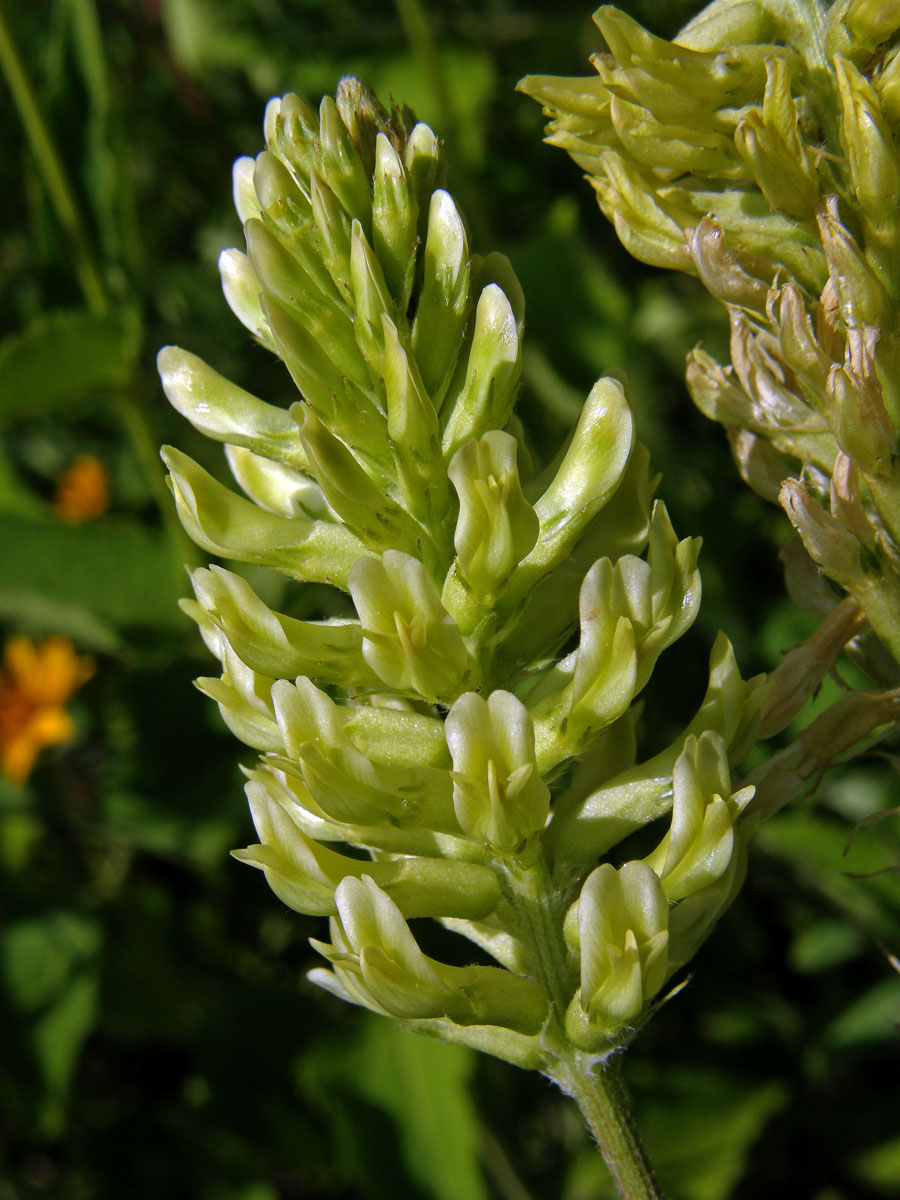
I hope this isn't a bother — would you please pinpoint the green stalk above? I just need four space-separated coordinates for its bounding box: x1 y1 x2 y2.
0 0 106 316
0 1 199 568
553 1054 665 1200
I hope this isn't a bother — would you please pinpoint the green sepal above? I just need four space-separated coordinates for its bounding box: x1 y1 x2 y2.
350 218 396 372
268 92 318 184
835 54 900 285
734 113 817 222
316 95 373 235
310 171 353 297
780 477 870 592
382 315 448 525
246 217 369 386
254 146 311 216
341 702 450 770
816 195 893 329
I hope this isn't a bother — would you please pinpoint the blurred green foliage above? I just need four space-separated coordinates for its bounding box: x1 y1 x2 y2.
0 1 897 1197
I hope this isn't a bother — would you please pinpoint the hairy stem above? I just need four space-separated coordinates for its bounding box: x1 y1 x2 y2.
552 1054 665 1200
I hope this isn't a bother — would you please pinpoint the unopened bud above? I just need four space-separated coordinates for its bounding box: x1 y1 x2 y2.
734 110 818 219
816 195 892 328
442 285 522 457
317 95 372 232
411 190 471 404
349 218 395 371
373 132 418 307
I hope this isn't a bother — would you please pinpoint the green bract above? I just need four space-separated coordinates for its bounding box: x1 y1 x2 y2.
160 78 765 1075
522 0 900 669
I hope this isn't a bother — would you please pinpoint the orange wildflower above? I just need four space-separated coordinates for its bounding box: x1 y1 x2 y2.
55 454 110 522
0 637 95 782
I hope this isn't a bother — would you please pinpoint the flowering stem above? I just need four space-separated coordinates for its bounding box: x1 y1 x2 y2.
552 1054 665 1200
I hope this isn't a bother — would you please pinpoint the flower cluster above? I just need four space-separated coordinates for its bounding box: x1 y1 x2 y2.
160 80 764 1070
523 1 900 667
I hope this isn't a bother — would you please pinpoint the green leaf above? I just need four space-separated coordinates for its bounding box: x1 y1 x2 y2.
0 912 102 1136
300 1015 488 1200
0 515 185 630
855 1134 900 1190
824 977 900 1048
0 450 46 517
63 0 140 270
0 592 122 652
0 308 140 420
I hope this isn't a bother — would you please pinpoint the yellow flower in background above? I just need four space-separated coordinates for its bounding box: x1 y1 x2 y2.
0 637 95 782
54 455 109 522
